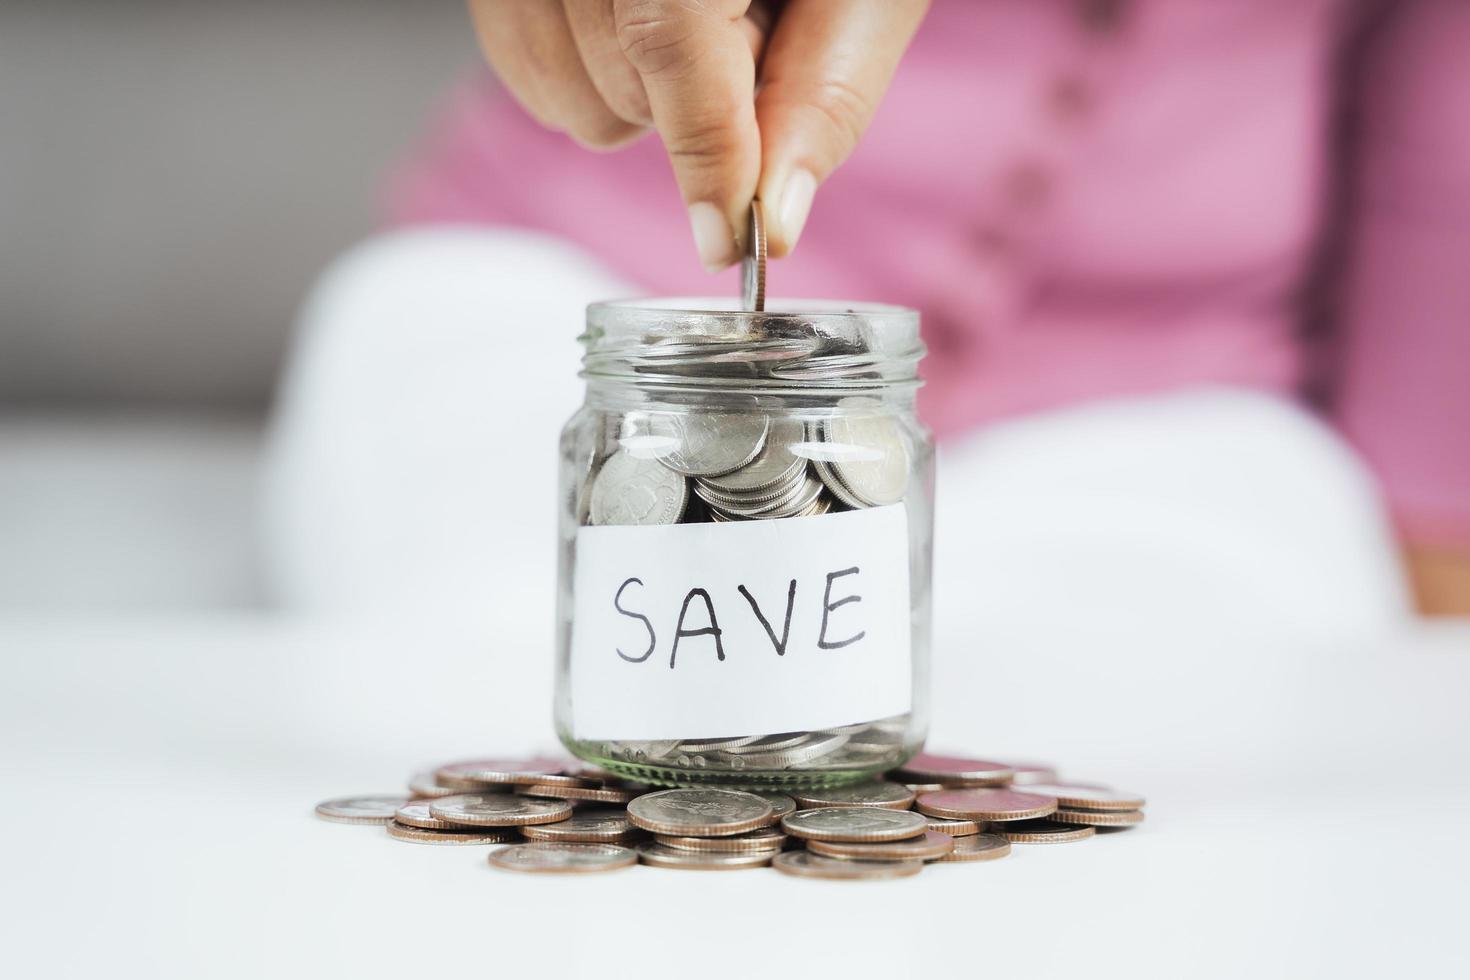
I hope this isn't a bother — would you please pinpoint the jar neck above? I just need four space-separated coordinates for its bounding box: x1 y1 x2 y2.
580 298 925 408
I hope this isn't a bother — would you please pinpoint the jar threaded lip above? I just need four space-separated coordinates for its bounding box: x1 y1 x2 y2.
581 298 924 391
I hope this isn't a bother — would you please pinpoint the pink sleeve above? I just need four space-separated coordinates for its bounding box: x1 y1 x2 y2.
1333 0 1470 550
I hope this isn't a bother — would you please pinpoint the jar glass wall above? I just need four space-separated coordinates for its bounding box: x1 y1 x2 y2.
554 299 932 789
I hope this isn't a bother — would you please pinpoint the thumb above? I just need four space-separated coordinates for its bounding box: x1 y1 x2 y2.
614 0 762 271
755 0 929 257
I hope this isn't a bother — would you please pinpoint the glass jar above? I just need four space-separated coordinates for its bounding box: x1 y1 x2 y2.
554 298 932 789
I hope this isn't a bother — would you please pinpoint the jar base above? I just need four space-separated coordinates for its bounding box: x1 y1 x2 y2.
572 751 898 790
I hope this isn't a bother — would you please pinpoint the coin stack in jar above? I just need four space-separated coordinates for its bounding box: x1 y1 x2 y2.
315 751 1147 880
569 200 925 785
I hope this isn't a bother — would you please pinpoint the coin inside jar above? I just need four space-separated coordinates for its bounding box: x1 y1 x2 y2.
781 806 928 843
792 781 916 810
916 788 1059 822
648 413 770 478
626 789 774 837
488 842 637 874
428 794 573 827
807 830 955 862
589 450 690 526
772 850 923 881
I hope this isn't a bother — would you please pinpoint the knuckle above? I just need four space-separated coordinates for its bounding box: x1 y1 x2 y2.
662 117 740 168
801 78 875 151
612 1 699 76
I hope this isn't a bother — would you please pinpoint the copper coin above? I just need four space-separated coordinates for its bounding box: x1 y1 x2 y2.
654 827 787 853
433 757 578 789
407 772 461 798
1016 783 1145 811
772 850 923 881
916 788 1058 822
394 800 452 830
925 817 982 836
386 822 519 845
488 842 637 874
516 784 638 805
637 843 775 870
314 795 411 825
781 807 927 843
792 781 916 811
1052 808 1145 827
994 820 1096 844
429 793 572 827
808 830 955 862
937 833 1012 863
893 753 1014 787
519 810 641 843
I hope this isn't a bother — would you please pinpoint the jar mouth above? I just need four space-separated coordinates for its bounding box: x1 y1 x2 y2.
582 297 924 392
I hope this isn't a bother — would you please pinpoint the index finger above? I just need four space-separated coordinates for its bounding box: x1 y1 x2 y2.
612 0 761 270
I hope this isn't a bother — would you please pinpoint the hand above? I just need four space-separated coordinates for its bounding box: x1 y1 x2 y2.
469 0 929 270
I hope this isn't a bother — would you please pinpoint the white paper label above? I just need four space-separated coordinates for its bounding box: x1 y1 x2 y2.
569 504 912 741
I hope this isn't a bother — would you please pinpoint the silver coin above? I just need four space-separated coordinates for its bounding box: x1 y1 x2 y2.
394 800 453 829
808 830 955 862
792 781 916 810
648 414 770 478
488 842 637 874
781 806 927 843
747 475 825 519
742 198 766 312
817 404 909 507
519 810 641 842
588 450 689 525
428 793 572 827
772 850 923 881
314 795 410 825
638 842 775 870
749 791 797 826
727 732 850 769
627 789 774 836
654 826 787 852
696 419 805 494
433 756 576 788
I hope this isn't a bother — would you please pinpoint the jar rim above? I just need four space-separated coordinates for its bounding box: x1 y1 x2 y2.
581 297 924 392
586 297 919 327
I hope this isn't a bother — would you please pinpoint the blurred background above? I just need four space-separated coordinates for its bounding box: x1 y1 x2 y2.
2 3 1466 975
0 0 477 609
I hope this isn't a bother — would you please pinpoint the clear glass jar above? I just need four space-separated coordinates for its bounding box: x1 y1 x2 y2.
555 298 932 789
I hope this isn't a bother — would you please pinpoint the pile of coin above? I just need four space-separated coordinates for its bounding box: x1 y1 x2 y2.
588 401 909 528
315 751 1146 880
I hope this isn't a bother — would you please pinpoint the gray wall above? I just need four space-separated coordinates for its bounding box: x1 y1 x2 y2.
0 1 479 409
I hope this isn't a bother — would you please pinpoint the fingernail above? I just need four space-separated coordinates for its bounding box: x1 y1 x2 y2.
687 202 735 272
777 169 817 252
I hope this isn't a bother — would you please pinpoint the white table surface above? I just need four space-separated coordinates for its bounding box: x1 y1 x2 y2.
3 612 1467 979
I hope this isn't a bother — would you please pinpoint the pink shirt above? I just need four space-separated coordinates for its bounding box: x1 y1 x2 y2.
390 0 1470 548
